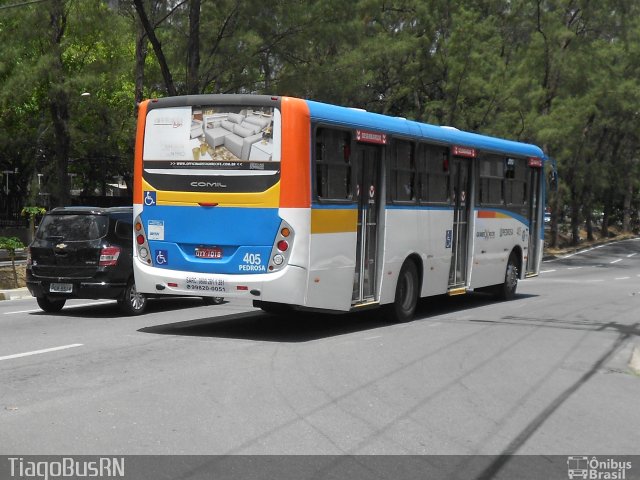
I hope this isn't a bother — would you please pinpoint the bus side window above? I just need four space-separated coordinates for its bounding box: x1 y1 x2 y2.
478 154 504 205
504 157 527 206
418 144 449 204
314 127 352 201
391 139 416 202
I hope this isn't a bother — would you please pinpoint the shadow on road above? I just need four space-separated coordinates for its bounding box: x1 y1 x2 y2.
30 296 225 318
138 292 538 343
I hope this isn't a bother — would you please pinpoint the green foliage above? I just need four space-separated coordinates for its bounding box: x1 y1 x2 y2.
0 0 639 241
20 206 46 220
0 236 25 288
0 237 24 254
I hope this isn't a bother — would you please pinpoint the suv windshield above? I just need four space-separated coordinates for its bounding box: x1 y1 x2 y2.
36 214 109 241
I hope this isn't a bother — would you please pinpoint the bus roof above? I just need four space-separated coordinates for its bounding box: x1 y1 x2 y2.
306 100 545 160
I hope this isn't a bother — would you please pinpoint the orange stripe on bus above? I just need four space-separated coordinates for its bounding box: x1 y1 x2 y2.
280 97 310 208
477 210 510 219
133 100 150 205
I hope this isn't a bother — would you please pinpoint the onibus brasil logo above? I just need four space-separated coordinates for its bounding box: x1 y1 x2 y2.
567 456 632 479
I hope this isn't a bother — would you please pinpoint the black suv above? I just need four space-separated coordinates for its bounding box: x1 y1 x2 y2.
26 206 223 315
26 206 148 314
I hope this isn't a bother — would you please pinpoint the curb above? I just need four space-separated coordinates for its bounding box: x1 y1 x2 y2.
630 346 640 376
0 288 31 301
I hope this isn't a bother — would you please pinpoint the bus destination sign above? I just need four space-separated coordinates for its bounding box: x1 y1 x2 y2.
452 146 477 158
356 130 387 145
528 157 543 167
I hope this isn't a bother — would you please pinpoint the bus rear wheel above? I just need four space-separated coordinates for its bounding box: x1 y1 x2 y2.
386 260 419 323
202 297 224 305
496 253 519 300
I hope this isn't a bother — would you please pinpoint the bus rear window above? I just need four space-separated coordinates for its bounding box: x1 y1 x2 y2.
143 105 281 193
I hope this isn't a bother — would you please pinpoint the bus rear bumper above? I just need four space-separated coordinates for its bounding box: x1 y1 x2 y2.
133 262 308 305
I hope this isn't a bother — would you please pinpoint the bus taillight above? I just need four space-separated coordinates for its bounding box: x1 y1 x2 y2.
269 220 294 272
277 240 289 252
134 215 152 265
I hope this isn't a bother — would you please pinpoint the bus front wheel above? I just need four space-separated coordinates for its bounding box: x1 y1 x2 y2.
386 260 419 323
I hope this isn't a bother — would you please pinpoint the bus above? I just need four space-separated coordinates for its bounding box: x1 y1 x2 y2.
132 94 545 322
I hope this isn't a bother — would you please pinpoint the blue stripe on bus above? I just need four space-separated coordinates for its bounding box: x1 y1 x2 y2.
385 204 452 211
306 101 545 160
311 203 356 210
142 205 280 274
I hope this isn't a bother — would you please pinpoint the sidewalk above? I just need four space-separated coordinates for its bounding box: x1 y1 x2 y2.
0 287 31 301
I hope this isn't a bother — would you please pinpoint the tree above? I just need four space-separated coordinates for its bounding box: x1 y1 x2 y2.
0 237 25 288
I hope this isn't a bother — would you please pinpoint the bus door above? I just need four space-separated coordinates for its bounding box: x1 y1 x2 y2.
448 156 472 290
352 144 382 304
526 164 541 274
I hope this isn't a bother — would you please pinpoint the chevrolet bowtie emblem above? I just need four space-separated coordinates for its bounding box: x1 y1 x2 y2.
55 243 67 249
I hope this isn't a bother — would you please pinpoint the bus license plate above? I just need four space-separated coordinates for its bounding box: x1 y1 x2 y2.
50 283 73 293
195 247 223 259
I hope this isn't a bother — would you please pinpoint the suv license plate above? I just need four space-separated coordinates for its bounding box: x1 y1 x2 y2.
50 283 73 293
195 247 223 259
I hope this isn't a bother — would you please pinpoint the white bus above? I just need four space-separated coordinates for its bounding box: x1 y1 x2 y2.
133 95 545 321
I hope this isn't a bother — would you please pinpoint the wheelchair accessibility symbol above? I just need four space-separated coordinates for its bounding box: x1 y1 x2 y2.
144 191 157 206
155 249 168 265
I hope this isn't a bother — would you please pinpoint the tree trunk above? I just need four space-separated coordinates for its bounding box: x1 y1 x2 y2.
585 209 593 241
583 188 593 241
11 255 18 289
133 0 177 96
48 0 70 208
135 15 147 105
186 0 201 94
601 188 611 238
570 189 580 246
622 180 632 232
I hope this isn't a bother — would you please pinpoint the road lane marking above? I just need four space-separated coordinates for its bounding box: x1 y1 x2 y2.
627 253 637 258
610 259 622 264
3 300 115 315
615 277 630 280
544 238 639 262
0 344 83 362
567 267 583 270
540 269 556 274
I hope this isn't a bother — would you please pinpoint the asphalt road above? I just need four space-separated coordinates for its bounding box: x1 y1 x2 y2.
1 239 638 460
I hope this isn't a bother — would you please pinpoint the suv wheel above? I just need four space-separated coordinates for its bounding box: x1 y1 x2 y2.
118 280 148 315
36 296 66 313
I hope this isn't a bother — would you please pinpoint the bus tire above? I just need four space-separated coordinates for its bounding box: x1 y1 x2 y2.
202 297 224 305
36 296 66 313
496 252 519 300
255 301 292 316
386 260 419 323
118 279 148 315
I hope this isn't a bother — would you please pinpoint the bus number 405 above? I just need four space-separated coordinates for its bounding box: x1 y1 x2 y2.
243 253 262 265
